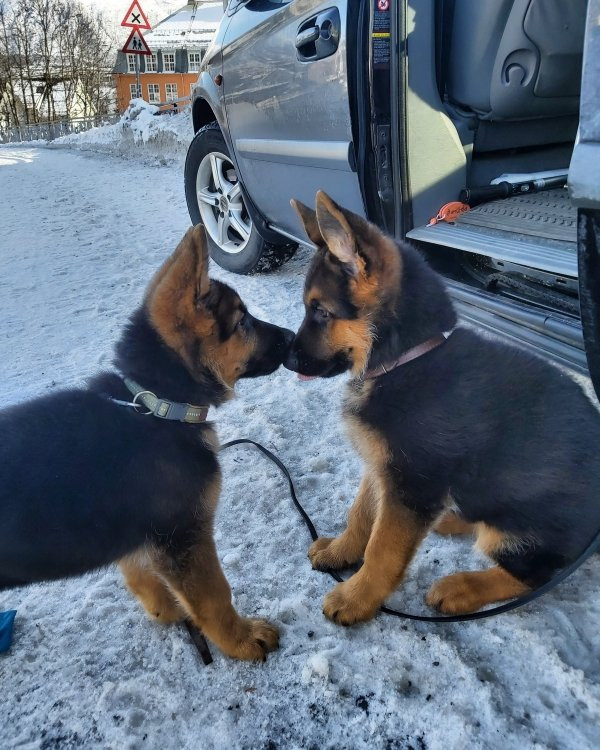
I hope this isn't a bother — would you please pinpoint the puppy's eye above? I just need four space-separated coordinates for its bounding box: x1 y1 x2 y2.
235 312 247 330
311 300 332 320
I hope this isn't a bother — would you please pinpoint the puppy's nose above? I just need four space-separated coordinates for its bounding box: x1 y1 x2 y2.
284 343 299 371
282 328 295 349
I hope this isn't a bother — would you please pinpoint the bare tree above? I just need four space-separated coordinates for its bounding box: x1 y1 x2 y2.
0 0 114 128
13 4 42 123
0 2 21 126
65 5 114 119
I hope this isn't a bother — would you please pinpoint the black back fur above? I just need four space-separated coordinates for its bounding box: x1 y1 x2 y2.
0 296 291 589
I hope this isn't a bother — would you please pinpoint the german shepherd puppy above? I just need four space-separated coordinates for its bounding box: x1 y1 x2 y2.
286 191 600 624
0 225 293 660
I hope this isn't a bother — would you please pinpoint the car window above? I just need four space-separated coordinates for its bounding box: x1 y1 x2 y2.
228 0 289 15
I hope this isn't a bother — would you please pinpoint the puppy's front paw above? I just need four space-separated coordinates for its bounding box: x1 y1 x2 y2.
322 582 378 626
226 618 280 662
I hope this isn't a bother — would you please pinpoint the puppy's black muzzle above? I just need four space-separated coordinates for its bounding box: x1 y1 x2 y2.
243 322 294 378
284 335 349 378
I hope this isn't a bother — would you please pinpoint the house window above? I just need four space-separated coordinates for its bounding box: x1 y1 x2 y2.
129 82 141 99
147 83 161 103
127 54 136 73
145 53 157 73
165 83 178 102
162 52 175 72
188 52 202 72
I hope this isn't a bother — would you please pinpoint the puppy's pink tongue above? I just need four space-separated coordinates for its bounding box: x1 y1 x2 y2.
298 373 318 381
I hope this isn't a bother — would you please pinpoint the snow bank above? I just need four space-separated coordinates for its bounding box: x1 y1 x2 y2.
54 99 193 163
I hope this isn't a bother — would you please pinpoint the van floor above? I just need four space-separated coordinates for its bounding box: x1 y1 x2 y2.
407 188 577 279
456 188 575 242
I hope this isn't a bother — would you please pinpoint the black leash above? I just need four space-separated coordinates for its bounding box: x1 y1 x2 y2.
184 620 213 665
221 439 600 623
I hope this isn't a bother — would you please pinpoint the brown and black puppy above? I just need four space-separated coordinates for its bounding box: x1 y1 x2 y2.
0 225 293 660
286 191 600 624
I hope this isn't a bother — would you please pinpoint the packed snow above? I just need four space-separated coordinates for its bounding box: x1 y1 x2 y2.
0 120 599 749
55 99 194 161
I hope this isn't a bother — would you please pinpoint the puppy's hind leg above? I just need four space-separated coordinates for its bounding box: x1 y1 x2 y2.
426 524 531 613
155 532 279 661
120 549 184 624
309 472 377 571
433 511 475 536
426 567 529 614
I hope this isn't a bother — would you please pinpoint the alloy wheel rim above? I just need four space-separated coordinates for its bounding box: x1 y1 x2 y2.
196 151 252 255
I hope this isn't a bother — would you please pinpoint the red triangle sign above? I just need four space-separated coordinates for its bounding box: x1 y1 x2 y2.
121 1 151 30
122 28 152 56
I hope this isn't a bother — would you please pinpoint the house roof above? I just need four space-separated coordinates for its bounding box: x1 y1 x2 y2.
144 2 223 50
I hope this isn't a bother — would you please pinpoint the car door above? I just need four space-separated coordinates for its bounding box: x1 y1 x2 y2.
221 0 365 241
570 0 600 398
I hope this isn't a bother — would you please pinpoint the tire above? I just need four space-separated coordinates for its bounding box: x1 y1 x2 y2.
184 122 296 274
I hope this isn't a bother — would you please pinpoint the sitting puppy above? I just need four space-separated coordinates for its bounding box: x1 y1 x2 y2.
286 191 600 624
0 225 292 660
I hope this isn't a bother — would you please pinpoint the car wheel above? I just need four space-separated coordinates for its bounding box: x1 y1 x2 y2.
184 122 296 274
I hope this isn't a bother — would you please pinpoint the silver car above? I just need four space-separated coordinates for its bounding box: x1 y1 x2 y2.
185 0 600 392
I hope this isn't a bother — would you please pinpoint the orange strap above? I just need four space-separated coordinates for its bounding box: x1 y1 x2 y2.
428 201 470 226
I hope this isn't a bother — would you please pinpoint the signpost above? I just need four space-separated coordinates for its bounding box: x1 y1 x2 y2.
121 2 152 102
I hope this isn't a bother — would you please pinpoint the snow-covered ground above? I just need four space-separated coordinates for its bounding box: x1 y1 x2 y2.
0 140 599 750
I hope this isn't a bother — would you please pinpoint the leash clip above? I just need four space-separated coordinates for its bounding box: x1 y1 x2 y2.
131 390 155 415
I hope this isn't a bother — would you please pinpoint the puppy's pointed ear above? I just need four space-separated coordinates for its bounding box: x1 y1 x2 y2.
173 223 211 300
187 223 210 300
148 224 210 319
315 191 363 275
147 224 214 370
291 198 323 246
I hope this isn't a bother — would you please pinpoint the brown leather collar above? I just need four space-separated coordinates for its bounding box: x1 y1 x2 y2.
363 332 451 379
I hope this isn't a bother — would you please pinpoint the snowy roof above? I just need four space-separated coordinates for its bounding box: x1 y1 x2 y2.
144 2 223 50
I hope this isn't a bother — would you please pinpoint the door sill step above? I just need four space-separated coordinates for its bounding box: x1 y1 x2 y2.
407 223 577 278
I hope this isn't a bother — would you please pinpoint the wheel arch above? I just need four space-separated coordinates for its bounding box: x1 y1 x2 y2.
188 78 296 253
191 73 228 136
192 97 219 133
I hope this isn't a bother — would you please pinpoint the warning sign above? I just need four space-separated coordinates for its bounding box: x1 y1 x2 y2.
121 1 151 30
122 27 152 56
373 0 390 69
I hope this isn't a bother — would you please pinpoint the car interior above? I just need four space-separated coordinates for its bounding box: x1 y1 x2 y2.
400 0 587 370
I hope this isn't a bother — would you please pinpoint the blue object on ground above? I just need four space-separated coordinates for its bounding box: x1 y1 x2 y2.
0 610 17 653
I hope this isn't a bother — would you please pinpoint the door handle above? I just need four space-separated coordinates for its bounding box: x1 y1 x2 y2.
295 27 320 50
296 8 341 62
